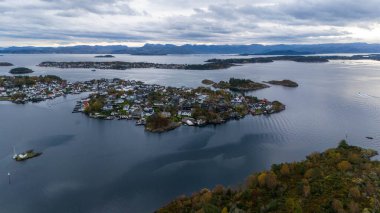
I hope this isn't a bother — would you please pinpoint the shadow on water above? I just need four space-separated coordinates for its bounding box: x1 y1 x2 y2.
177 130 214 151
95 133 278 212
28 135 75 151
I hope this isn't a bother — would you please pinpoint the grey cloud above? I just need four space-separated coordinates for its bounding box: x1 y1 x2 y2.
0 0 379 46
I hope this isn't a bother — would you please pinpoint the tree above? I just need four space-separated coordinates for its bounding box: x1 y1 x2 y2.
337 161 352 171
265 172 278 189
349 187 361 200
348 201 360 213
332 199 344 213
280 164 290 176
258 173 267 187
221 207 228 213
303 182 310 198
338 140 349 149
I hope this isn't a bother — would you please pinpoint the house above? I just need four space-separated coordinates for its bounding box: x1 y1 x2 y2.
178 110 192 117
160 112 171 118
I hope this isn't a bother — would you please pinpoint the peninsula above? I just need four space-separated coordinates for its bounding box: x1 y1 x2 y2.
158 141 380 213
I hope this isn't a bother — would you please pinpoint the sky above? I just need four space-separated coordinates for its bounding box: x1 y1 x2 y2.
1 0 380 47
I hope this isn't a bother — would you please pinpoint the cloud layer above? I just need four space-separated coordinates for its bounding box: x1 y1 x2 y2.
1 0 380 46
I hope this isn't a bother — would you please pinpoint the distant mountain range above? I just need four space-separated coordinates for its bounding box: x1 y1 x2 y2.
1 43 380 54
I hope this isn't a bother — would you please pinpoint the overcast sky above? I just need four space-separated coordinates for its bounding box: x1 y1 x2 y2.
1 0 380 47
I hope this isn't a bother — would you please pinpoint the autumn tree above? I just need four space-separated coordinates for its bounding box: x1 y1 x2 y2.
337 160 352 172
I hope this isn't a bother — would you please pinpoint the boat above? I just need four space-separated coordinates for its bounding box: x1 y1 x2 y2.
136 118 146 126
91 69 96 72
366 136 374 140
13 149 42 161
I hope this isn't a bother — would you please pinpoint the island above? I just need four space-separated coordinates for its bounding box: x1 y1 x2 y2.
38 61 234 70
13 149 42 161
94 55 115 58
1 75 286 133
9 67 34 74
81 78 284 132
241 50 315 55
0 62 13 66
266 79 299 87
212 78 270 91
36 55 380 71
158 140 380 212
201 79 215 85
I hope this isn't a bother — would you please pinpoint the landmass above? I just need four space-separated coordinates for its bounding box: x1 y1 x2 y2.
212 78 270 91
0 62 13 66
37 55 380 71
2 43 380 55
158 140 380 213
241 50 315 55
38 61 234 70
81 78 285 132
201 79 215 85
266 79 299 87
9 67 34 74
0 75 88 103
95 55 115 58
0 75 286 133
206 56 329 64
13 149 42 161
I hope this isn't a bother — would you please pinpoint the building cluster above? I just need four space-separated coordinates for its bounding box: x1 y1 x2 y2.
1 75 285 132
0 76 93 103
38 61 188 70
77 78 285 130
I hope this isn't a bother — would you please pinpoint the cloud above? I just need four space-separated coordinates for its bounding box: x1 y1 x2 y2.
0 0 379 46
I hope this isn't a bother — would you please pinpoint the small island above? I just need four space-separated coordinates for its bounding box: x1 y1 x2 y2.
201 79 215 85
266 79 299 87
13 149 42 161
212 78 270 91
9 67 34 74
95 55 115 58
0 62 13 66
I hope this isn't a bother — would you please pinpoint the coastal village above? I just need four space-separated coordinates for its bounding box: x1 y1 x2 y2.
0 75 285 132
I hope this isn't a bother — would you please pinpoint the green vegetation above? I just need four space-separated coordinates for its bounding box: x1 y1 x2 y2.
201 79 215 85
14 150 42 161
94 55 115 58
0 62 13 66
84 95 105 114
1 75 64 87
9 67 34 74
212 78 270 91
185 62 234 70
267 80 299 87
145 114 180 133
158 141 380 213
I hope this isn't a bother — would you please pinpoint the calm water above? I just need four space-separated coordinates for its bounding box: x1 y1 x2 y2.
1 54 380 213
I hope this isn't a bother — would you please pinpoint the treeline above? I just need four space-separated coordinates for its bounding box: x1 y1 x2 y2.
0 75 64 87
158 141 380 213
